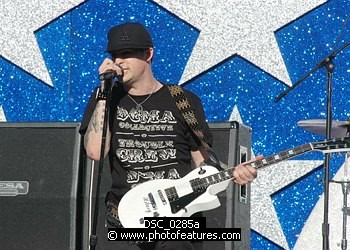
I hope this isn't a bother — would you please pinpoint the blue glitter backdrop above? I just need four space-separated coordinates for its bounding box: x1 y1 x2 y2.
1 0 350 249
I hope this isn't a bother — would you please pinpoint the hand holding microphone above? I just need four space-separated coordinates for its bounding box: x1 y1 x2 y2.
99 71 116 81
98 58 124 91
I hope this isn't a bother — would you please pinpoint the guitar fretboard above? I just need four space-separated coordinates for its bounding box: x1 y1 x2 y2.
163 137 350 204
250 143 312 170
190 143 313 191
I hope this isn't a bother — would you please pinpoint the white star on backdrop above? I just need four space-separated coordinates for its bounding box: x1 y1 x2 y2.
295 160 350 249
230 106 323 249
250 159 322 249
0 106 6 122
1 0 85 87
153 0 327 86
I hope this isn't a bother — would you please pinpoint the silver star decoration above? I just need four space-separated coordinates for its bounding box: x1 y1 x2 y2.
229 106 323 249
0 106 7 122
251 158 322 249
153 0 327 86
294 160 350 249
1 0 85 87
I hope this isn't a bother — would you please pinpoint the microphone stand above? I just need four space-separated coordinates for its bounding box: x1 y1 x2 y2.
274 41 350 103
89 78 114 250
322 57 334 250
275 41 350 250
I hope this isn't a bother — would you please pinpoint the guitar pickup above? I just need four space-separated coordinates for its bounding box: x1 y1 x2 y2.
148 193 157 209
158 190 167 205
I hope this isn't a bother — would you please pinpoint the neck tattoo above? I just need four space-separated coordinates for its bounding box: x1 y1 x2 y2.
127 82 158 112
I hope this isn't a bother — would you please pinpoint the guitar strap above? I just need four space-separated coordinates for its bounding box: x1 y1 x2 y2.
167 84 223 169
167 84 211 149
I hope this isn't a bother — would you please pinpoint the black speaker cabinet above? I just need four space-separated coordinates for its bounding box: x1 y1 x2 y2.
82 121 251 250
0 123 83 250
205 121 252 250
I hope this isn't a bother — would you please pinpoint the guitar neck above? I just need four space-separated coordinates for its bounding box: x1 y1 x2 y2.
249 143 313 170
195 137 350 189
197 143 313 188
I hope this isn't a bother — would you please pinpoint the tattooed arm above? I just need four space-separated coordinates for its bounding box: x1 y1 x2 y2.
84 100 111 160
84 57 122 160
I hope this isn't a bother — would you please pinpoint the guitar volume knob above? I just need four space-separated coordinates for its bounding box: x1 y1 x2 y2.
198 167 206 175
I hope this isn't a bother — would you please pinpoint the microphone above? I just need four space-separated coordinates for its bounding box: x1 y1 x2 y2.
99 72 115 81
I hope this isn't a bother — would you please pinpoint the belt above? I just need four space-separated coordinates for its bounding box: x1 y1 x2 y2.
105 200 123 228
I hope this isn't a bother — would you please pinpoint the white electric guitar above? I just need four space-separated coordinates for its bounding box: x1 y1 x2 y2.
118 137 350 228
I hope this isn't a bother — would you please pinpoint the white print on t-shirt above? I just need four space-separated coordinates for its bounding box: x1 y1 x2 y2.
117 107 177 124
127 168 181 185
118 139 174 149
116 147 176 163
116 107 180 184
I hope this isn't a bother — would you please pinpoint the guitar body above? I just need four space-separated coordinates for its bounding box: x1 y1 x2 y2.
117 137 350 228
118 165 228 228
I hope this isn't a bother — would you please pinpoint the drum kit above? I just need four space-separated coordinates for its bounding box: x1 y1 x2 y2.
272 9 349 247
298 119 350 249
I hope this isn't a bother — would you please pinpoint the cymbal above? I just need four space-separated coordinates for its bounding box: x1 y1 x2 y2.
297 119 350 138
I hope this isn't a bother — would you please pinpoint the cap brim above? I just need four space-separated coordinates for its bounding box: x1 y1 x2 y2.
106 44 153 53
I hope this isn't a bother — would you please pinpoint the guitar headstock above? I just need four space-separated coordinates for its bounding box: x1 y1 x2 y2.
312 137 350 153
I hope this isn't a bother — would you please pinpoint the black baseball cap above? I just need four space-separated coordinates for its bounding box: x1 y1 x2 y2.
106 22 154 52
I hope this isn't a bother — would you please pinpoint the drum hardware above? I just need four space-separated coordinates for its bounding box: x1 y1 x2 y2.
297 119 350 138
299 119 350 249
329 152 350 250
277 34 350 248
342 207 350 216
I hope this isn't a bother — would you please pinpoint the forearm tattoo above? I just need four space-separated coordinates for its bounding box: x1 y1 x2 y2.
91 102 105 133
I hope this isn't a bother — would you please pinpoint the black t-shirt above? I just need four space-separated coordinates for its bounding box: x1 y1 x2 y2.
80 83 212 203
